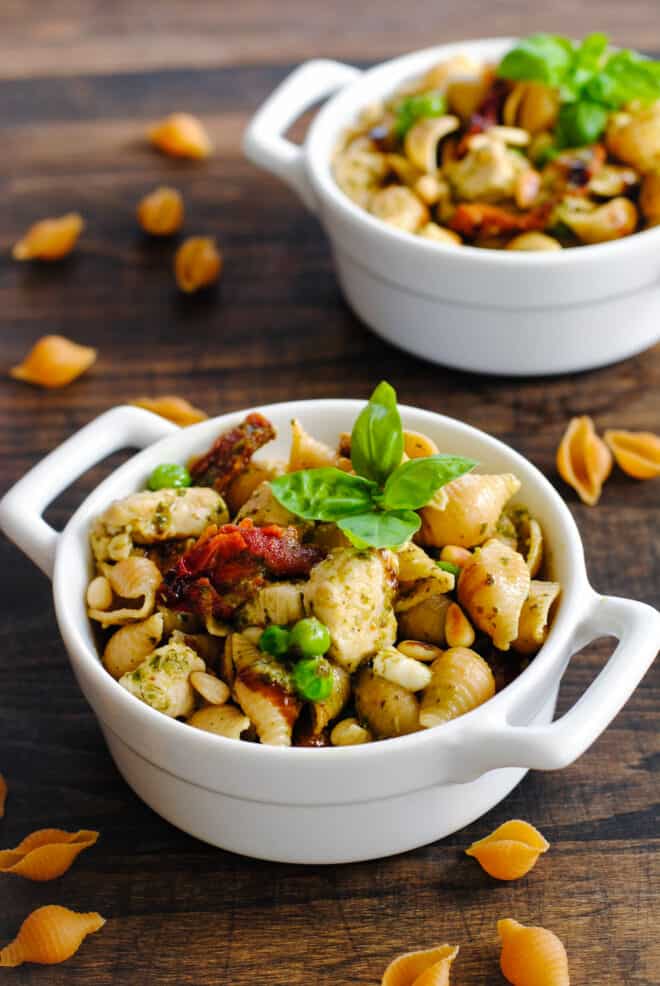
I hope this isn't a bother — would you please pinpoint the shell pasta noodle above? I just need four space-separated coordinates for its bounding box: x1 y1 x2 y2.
604 429 660 479
10 335 97 389
381 944 459 986
556 415 612 505
466 819 549 880
498 919 570 986
0 829 99 882
333 34 660 249
0 906 105 967
86 382 561 746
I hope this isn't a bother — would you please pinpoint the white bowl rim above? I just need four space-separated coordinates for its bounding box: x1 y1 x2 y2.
53 398 588 765
304 35 660 265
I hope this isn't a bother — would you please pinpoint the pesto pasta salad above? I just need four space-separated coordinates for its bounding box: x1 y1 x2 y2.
333 33 660 249
86 384 560 746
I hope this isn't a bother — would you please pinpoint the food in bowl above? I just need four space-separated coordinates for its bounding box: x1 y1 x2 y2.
85 384 560 747
333 33 660 249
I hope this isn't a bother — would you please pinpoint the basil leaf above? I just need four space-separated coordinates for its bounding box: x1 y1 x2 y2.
337 509 421 549
350 381 404 485
394 90 447 138
379 454 476 511
270 468 376 521
586 49 660 107
555 100 609 147
498 33 574 87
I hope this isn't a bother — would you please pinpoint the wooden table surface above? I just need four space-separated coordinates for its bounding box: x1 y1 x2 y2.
0 3 658 983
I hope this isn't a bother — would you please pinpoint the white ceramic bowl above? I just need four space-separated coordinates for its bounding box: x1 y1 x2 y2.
1 403 658 863
243 39 660 376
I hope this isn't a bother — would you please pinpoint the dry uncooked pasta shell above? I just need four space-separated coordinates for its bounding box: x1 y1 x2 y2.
0 774 6 818
604 429 660 480
12 213 84 260
498 918 569 986
382 944 459 986
0 829 99 882
556 416 612 505
10 335 97 389
0 905 105 967
466 819 549 880
131 395 208 426
149 112 212 158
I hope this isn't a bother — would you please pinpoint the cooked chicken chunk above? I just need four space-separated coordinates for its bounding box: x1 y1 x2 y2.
447 135 525 202
119 639 204 717
91 487 228 562
303 547 398 672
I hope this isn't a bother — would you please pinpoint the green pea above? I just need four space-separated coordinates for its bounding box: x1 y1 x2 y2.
436 560 460 578
259 625 291 658
292 657 333 702
289 617 331 657
147 463 192 491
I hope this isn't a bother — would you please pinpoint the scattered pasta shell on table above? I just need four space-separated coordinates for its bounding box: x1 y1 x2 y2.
466 820 549 880
382 944 459 986
498 919 569 986
0 829 99 882
174 236 222 293
131 395 208 427
10 335 97 389
12 213 84 260
556 416 613 505
604 429 660 480
148 112 212 159
137 186 184 235
0 906 105 967
0 774 6 817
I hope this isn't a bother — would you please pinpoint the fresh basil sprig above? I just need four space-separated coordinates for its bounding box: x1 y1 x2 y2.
498 32 660 149
269 382 476 550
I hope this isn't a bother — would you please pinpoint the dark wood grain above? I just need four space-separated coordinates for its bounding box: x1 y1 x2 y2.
0 3 658 984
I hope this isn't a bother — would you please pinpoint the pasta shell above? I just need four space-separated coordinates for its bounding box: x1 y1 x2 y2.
0 774 6 818
404 115 460 172
403 431 439 459
355 666 420 739
604 429 660 480
90 556 162 627
288 419 351 472
0 829 99 882
557 416 613 505
309 662 351 733
419 648 495 728
12 213 84 261
234 658 301 746
10 335 96 389
149 112 212 159
466 820 549 880
419 473 521 548
0 905 105 967
131 395 208 427
498 918 569 986
382 944 459 986
458 540 530 651
396 595 451 645
330 717 373 746
103 613 164 679
226 459 285 514
513 581 561 656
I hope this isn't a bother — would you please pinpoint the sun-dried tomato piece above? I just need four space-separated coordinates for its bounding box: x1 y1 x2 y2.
450 202 551 238
189 413 276 493
462 77 511 142
159 519 323 619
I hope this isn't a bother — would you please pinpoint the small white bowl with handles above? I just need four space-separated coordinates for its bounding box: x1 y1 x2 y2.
243 39 660 376
1 401 658 863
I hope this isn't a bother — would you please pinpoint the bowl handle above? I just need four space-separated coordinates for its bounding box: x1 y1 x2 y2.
243 58 361 211
0 406 178 580
450 593 660 779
